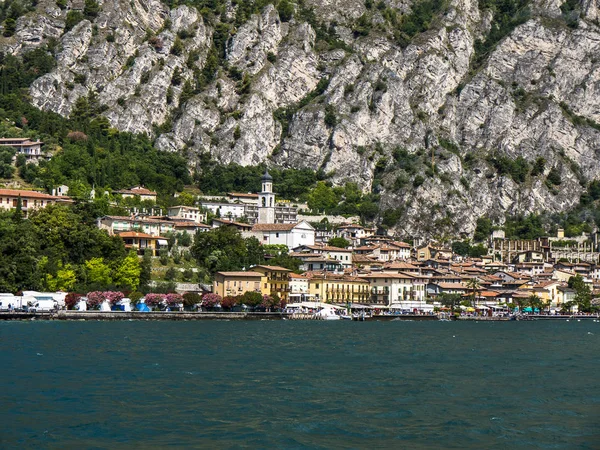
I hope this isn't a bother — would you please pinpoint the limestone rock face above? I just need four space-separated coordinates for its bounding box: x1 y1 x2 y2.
6 0 600 236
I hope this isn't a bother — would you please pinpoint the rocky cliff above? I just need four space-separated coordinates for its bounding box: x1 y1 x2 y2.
4 0 600 237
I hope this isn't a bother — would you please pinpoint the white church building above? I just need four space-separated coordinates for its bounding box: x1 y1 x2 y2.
246 170 315 250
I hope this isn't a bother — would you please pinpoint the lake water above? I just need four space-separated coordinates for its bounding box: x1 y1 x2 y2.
1 320 599 449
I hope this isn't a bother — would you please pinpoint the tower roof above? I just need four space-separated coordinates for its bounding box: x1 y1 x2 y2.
262 169 273 182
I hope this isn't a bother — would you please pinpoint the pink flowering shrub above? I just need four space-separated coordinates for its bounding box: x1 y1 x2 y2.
145 293 167 307
86 291 104 308
104 291 124 305
165 293 183 306
201 293 222 308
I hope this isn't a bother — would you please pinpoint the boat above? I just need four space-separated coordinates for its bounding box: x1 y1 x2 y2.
314 307 341 320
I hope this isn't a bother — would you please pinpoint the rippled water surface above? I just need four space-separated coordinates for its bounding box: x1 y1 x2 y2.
1 320 599 449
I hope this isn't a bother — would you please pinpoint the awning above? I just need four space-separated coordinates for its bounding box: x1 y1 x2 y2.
157 239 168 246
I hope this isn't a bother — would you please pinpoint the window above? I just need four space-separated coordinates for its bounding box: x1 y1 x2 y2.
264 236 268 241
276 233 279 238
315 283 319 289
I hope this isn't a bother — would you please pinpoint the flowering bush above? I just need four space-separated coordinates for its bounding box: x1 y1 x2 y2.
104 291 124 305
65 292 82 310
201 293 222 308
144 293 166 307
220 296 237 310
165 293 183 306
86 291 104 308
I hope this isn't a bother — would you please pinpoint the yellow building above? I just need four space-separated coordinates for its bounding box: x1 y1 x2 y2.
213 272 263 298
306 272 370 304
118 231 168 256
251 265 291 301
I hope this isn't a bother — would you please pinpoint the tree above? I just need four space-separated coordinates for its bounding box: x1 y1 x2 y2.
307 181 339 213
465 278 481 307
328 237 350 248
65 292 82 310
439 293 461 313
191 226 255 273
527 294 544 314
114 251 141 291
569 274 592 312
473 217 492 242
221 296 237 310
46 264 77 291
182 292 201 309
239 291 262 307
84 257 112 287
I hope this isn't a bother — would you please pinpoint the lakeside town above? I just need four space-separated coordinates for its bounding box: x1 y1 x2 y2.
2 165 600 320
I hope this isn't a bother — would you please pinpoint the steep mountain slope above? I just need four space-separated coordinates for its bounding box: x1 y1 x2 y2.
3 0 600 237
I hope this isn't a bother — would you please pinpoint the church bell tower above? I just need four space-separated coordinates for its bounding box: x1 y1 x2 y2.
258 169 275 224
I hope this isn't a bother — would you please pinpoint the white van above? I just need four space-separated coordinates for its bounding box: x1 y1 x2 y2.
27 299 58 312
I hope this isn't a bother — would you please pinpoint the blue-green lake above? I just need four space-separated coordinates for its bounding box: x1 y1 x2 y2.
1 320 599 449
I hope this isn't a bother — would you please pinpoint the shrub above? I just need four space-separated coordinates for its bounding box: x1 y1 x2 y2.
129 291 143 303
202 293 222 308
145 293 166 307
171 37 184 56
182 292 201 308
164 266 178 281
65 292 81 310
239 291 262 307
546 166 562 186
165 293 183 306
86 291 104 308
65 11 84 32
220 296 237 310
324 105 337 127
104 291 124 305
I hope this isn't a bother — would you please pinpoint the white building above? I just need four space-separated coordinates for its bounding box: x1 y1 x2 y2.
0 137 47 163
250 221 315 250
289 273 311 302
359 272 426 306
200 202 246 220
168 205 207 224
113 186 157 202
293 244 353 269
0 188 70 216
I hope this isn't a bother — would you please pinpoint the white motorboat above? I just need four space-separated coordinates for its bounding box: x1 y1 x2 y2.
314 307 341 320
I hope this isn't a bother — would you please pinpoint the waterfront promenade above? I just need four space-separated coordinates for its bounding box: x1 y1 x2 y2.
0 311 437 321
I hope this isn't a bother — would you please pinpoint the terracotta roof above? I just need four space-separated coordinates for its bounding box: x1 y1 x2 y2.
216 271 262 277
390 241 411 248
118 231 164 239
383 261 420 270
337 224 363 229
359 272 414 279
175 222 210 229
102 215 173 224
435 282 467 289
114 187 157 195
306 244 352 252
252 265 292 272
214 219 253 228
0 138 43 145
289 273 308 279
0 189 58 199
228 192 259 198
252 223 297 231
